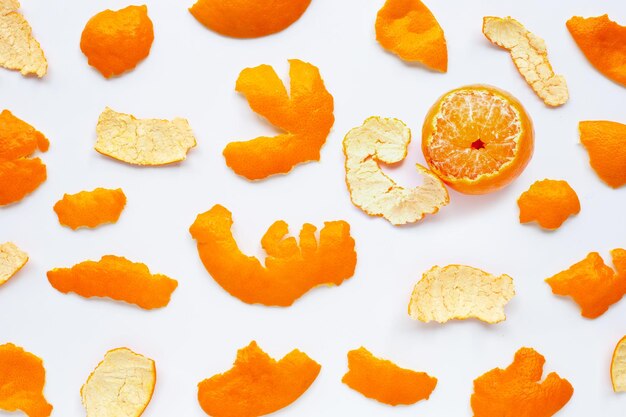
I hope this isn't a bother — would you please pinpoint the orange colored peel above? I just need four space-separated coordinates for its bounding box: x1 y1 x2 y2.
53 188 126 230
189 204 356 306
518 179 580 230
197 341 320 417
47 255 178 309
471 347 573 417
223 59 334 180
0 343 53 417
342 347 437 406
375 0 447 72
579 121 626 188
546 250 626 319
611 336 626 392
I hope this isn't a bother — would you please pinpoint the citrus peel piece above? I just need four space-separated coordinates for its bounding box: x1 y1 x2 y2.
81 348 156 417
95 107 197 166
0 0 47 77
189 204 356 306
579 121 626 188
546 250 626 319
0 242 28 285
197 341 320 417
0 343 53 417
611 336 626 392
518 179 580 230
483 16 568 107
223 59 334 180
343 116 448 225
471 347 573 417
342 347 437 406
375 0 447 72
47 255 178 309
53 188 126 230
408 265 515 324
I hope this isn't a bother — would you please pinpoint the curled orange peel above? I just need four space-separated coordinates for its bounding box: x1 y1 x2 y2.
579 121 626 188
518 179 580 230
0 242 28 285
197 341 320 417
223 59 334 180
53 188 126 230
189 204 356 307
611 336 626 392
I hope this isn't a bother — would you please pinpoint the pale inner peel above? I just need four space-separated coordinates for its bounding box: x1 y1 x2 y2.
0 242 28 285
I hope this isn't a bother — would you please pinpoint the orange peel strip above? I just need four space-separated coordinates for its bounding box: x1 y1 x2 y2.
375 0 447 72
611 336 626 392
197 341 320 417
0 343 53 417
342 347 437 406
223 59 334 180
518 179 580 230
579 120 626 188
483 16 568 107
0 242 28 285
81 348 156 417
567 15 626 88
189 204 356 307
343 116 449 225
47 255 178 309
546 249 626 319
471 347 573 417
189 0 311 39
53 188 126 230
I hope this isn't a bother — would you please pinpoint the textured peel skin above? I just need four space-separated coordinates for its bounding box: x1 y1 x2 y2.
612 336 626 392
579 121 626 188
54 188 126 230
518 179 580 230
0 242 28 285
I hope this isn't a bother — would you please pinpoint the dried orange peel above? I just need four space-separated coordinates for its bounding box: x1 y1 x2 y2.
579 121 626 188
47 255 178 309
80 5 153 78
483 17 568 107
95 107 197 166
0 109 48 206
375 0 447 72
198 341 320 417
0 0 47 77
189 0 311 39
409 265 515 324
518 179 580 230
546 249 626 319
567 15 626 87
0 343 53 417
53 188 126 230
223 59 334 180
81 348 156 417
342 347 437 406
344 116 449 225
472 347 573 417
611 336 626 392
0 242 28 285
189 204 356 306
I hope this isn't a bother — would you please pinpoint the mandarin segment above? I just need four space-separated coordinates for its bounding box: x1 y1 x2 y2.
197 341 320 417
611 336 626 392
471 347 573 417
579 121 626 188
342 347 437 406
0 242 28 285
53 188 126 230
223 59 334 180
47 255 178 309
518 179 580 230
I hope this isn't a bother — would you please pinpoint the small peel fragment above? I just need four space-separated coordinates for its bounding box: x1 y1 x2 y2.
53 188 126 230
579 121 626 188
47 255 178 309
483 17 568 106
197 341 320 417
0 241 28 285
471 347 573 417
343 116 449 225
408 265 515 324
0 0 47 77
611 336 626 392
81 348 156 417
342 347 437 406
95 107 196 166
0 343 53 417
518 179 580 230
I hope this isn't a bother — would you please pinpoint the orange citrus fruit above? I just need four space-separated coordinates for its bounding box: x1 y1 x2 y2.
422 85 534 194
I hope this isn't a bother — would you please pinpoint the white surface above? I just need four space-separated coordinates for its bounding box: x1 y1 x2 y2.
1 0 626 416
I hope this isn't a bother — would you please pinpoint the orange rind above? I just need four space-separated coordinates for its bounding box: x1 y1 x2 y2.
471 347 573 417
518 179 580 230
343 116 449 225
197 341 320 417
579 121 626 188
223 59 334 180
53 188 126 230
342 347 437 406
611 336 626 392
0 242 28 285
47 255 178 309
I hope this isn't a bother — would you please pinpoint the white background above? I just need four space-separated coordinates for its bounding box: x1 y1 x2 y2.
1 0 626 416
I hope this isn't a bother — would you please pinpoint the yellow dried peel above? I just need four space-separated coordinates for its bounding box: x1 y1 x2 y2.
483 17 568 107
409 265 515 324
343 116 449 225
95 107 197 166
0 242 28 286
